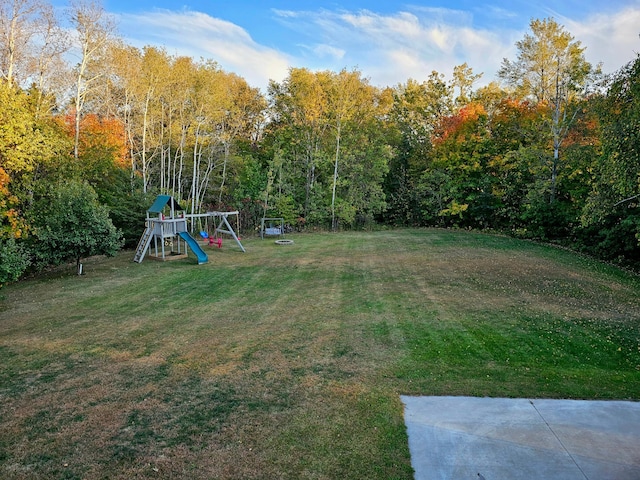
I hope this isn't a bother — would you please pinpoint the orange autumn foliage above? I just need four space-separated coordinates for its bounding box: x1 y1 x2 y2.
565 115 601 148
60 112 129 168
0 166 26 239
0 167 9 196
434 103 487 146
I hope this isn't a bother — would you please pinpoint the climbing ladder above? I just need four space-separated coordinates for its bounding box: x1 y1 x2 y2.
133 221 154 263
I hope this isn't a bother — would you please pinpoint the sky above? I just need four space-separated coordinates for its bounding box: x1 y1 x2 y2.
52 0 640 92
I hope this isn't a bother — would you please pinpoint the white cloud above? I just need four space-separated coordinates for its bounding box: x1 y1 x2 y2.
483 5 519 20
274 4 638 88
116 9 291 90
561 7 640 74
272 7 518 88
271 9 300 20
311 44 346 60
113 4 639 93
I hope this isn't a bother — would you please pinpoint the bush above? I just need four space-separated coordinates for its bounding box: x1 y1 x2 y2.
0 237 30 286
575 210 640 268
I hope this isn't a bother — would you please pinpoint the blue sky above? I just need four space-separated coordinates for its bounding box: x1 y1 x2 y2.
52 0 640 91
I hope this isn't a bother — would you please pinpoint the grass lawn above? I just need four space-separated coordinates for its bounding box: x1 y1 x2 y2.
1 229 639 479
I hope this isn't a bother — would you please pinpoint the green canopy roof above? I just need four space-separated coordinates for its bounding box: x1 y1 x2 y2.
147 195 185 214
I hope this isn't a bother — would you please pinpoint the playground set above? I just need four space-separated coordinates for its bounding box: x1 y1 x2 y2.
133 195 245 265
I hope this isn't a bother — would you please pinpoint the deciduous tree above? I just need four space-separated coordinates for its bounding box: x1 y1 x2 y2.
30 180 123 275
68 0 116 160
268 68 331 219
327 69 377 230
385 72 453 225
581 54 640 258
499 18 596 202
0 0 50 87
452 62 482 109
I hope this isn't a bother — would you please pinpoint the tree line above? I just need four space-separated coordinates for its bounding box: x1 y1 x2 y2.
0 0 639 284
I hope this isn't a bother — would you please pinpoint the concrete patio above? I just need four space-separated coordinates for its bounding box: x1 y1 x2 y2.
401 396 640 480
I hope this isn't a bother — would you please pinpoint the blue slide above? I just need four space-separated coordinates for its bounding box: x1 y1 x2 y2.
178 231 208 264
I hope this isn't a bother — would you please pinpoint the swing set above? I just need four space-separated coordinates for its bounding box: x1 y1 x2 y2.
260 217 284 239
193 211 245 252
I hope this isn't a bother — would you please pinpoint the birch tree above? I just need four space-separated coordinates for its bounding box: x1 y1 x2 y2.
327 69 376 231
215 73 265 205
498 18 596 202
161 55 195 200
135 46 168 191
0 0 68 103
268 68 330 218
0 0 42 87
28 6 69 118
68 0 116 160
108 42 141 177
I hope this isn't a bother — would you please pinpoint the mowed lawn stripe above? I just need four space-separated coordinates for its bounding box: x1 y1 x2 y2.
0 229 639 479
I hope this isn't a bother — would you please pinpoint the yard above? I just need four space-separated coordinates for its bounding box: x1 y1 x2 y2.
1 229 639 479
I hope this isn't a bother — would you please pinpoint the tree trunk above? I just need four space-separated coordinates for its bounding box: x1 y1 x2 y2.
331 128 341 231
141 88 152 193
74 77 82 160
550 142 559 203
218 140 229 205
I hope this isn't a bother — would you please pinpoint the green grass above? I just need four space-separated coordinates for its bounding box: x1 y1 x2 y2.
1 229 639 479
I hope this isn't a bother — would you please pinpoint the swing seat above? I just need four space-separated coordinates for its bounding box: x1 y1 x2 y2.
199 231 209 239
208 237 222 248
265 227 282 236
